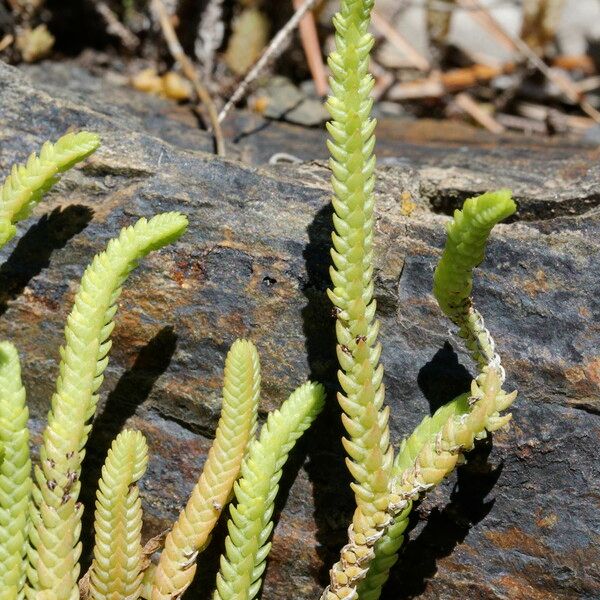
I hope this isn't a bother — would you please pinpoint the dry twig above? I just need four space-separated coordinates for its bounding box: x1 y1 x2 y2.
552 55 595 75
219 0 321 123
495 112 547 134
0 34 13 52
516 101 595 131
151 0 226 156
454 92 505 133
371 8 430 71
574 76 600 95
496 108 593 134
388 62 515 100
294 0 328 96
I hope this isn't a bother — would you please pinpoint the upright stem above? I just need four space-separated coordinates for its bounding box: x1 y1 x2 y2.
323 1 394 598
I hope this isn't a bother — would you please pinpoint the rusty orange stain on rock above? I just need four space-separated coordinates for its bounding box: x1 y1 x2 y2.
565 357 600 399
216 311 249 339
489 532 600 600
484 526 549 556
565 365 586 385
584 357 600 386
535 512 558 529
521 269 549 297
223 225 234 243
171 268 185 287
400 191 416 216
172 257 207 288
28 289 60 313
495 574 551 600
110 312 145 356
171 375 222 398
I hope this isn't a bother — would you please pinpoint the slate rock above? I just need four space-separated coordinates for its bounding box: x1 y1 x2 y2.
0 61 599 599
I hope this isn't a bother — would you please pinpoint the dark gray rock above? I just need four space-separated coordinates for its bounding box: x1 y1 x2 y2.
0 60 599 599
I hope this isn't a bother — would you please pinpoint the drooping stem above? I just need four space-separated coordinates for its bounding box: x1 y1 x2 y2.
360 190 517 599
0 132 99 249
433 189 516 382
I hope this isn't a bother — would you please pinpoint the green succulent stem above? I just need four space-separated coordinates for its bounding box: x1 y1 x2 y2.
324 0 395 598
387 366 516 523
152 339 261 599
214 381 325 600
90 430 148 600
0 342 32 600
0 132 100 248
360 190 517 599
433 190 516 378
27 213 188 600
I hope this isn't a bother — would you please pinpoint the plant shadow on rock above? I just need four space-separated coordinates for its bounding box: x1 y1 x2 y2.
301 203 355 586
193 203 356 597
0 205 93 316
417 342 473 415
79 326 178 572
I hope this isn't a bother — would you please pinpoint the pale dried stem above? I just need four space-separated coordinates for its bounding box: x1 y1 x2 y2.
371 9 430 71
294 0 328 97
388 62 516 100
0 34 14 52
151 0 226 156
195 0 226 77
454 92 506 134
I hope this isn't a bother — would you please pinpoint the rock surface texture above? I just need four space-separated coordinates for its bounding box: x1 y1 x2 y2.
0 61 599 599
